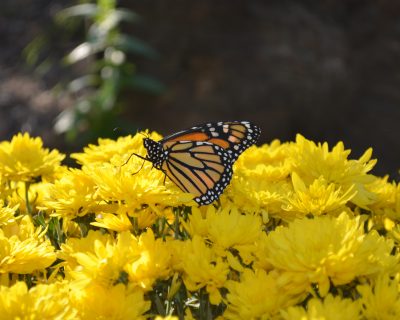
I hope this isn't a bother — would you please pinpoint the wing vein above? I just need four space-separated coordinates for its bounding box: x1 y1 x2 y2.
170 152 223 177
167 159 205 194
166 161 190 193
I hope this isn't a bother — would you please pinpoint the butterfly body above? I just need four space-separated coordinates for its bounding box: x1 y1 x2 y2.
143 138 166 169
141 121 260 205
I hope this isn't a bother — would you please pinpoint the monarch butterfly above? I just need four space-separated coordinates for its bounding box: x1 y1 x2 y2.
131 121 261 205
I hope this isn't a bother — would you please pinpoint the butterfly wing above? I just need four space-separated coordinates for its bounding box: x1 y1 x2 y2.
161 121 261 161
143 121 261 205
161 141 233 205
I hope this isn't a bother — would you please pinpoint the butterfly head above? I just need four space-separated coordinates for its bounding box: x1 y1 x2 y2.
143 138 165 168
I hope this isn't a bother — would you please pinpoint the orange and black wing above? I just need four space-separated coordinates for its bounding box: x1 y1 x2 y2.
161 121 260 161
142 121 260 205
161 141 233 205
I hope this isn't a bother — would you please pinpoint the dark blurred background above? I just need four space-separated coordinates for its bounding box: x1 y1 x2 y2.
1 0 399 179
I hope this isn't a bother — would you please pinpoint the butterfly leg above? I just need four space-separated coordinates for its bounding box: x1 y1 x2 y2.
130 159 146 176
159 167 167 186
121 152 149 167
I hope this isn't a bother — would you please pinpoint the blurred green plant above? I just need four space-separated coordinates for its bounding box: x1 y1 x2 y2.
25 0 164 144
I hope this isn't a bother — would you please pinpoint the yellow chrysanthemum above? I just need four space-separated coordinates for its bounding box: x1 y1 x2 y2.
367 176 400 222
70 283 150 320
60 230 133 286
1 129 399 318
0 133 64 182
0 200 19 227
227 141 292 215
291 134 377 208
0 174 12 200
281 294 361 320
7 181 48 215
61 229 173 291
58 230 111 268
182 204 263 266
176 235 230 305
1 213 35 240
84 161 193 215
0 216 56 274
61 218 82 238
357 273 400 320
70 132 196 212
251 233 274 271
0 281 76 319
71 131 160 165
224 269 301 319
41 168 105 219
125 229 174 290
234 140 292 180
132 206 163 230
91 212 133 232
264 212 397 296
281 173 356 219
155 316 179 320
93 203 173 233
386 222 400 247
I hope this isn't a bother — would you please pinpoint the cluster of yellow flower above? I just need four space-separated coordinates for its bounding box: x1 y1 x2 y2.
0 132 399 319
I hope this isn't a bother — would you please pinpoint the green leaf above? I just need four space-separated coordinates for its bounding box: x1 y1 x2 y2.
123 74 165 94
114 8 141 23
95 10 140 32
114 35 159 59
55 4 98 22
64 41 105 64
33 211 47 229
68 75 99 92
23 35 48 66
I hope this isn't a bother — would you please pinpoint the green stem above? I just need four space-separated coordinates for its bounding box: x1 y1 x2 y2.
159 216 166 240
174 208 180 239
25 181 33 216
132 216 139 235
